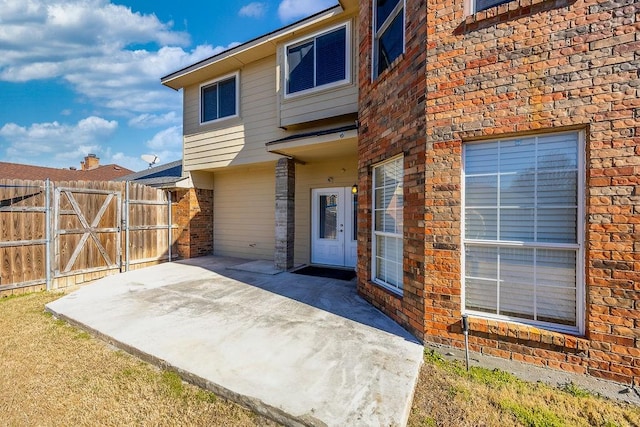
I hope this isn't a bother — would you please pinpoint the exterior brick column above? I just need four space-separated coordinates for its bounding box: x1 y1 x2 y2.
173 188 213 258
275 158 295 270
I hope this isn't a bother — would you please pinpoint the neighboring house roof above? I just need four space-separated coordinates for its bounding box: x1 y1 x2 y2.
0 161 133 181
113 160 185 189
161 3 353 90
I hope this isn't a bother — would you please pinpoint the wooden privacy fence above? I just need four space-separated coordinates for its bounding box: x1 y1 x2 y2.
0 179 176 294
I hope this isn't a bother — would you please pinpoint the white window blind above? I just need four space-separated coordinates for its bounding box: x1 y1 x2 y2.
372 157 403 292
463 132 583 332
286 25 348 95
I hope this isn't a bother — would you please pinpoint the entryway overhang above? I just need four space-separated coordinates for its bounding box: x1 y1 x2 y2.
266 124 358 163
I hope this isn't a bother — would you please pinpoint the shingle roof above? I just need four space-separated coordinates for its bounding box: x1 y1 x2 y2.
0 161 134 181
113 160 184 188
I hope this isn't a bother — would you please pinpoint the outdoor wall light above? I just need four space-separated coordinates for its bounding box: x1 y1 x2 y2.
351 184 358 194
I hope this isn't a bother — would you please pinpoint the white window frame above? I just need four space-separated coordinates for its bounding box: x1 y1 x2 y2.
372 0 406 79
199 71 240 125
461 131 585 335
283 21 351 99
372 155 404 295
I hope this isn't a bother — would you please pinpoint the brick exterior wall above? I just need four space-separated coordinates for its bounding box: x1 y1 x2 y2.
357 0 428 340
424 0 640 384
357 0 639 384
174 188 213 258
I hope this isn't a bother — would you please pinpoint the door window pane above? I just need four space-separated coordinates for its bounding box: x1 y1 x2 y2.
319 194 337 240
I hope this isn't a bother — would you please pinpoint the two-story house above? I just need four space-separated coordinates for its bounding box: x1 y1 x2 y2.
164 0 639 385
162 2 359 272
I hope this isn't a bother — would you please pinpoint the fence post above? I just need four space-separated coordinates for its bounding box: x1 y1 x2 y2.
167 190 172 262
45 179 51 291
125 181 130 272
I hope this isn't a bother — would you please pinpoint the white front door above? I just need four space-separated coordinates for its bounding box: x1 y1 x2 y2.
311 187 357 267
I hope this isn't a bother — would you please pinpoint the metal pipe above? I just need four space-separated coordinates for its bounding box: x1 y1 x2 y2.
167 190 172 262
125 181 130 271
45 179 51 291
462 314 470 371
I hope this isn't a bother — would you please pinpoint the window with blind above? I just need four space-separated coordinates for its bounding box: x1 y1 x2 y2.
200 73 238 124
373 0 404 78
372 156 403 293
473 0 511 13
462 132 584 333
285 24 349 96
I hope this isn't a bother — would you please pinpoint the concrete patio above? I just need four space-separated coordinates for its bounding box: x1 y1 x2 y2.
46 256 424 426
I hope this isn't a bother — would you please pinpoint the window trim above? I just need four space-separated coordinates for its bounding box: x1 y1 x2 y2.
460 130 585 335
372 0 406 80
199 71 240 125
371 155 404 295
283 21 351 99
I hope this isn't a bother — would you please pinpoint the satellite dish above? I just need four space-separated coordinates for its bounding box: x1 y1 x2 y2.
141 154 159 168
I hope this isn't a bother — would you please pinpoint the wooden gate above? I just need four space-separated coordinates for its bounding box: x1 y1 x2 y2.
54 186 122 278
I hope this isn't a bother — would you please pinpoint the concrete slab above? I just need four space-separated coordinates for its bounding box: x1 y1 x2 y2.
227 259 284 275
46 256 423 427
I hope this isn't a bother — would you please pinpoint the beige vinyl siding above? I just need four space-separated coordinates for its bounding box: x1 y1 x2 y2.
280 85 358 128
183 55 286 171
213 164 275 260
294 154 357 265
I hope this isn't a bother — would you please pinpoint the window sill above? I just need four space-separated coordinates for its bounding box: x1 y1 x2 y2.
199 115 240 128
283 79 353 102
372 53 405 84
464 313 586 348
371 279 403 298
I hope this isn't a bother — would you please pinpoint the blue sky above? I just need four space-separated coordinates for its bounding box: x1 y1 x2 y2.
0 0 336 171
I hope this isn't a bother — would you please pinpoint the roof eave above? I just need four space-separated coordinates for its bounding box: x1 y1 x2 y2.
160 4 345 90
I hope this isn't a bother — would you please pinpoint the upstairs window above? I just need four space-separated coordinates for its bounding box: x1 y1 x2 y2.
373 0 405 78
285 24 349 96
201 73 238 124
474 0 511 13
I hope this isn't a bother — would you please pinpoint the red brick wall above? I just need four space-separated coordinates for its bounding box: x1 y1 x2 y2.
425 0 640 383
357 0 428 340
173 188 213 258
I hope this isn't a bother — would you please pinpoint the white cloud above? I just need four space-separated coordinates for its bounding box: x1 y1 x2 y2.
128 111 181 129
107 151 144 171
277 0 336 22
0 0 236 117
239 2 267 18
0 116 117 167
145 126 182 150
128 126 183 169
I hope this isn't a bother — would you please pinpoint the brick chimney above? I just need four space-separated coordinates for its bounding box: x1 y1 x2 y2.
81 154 100 171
